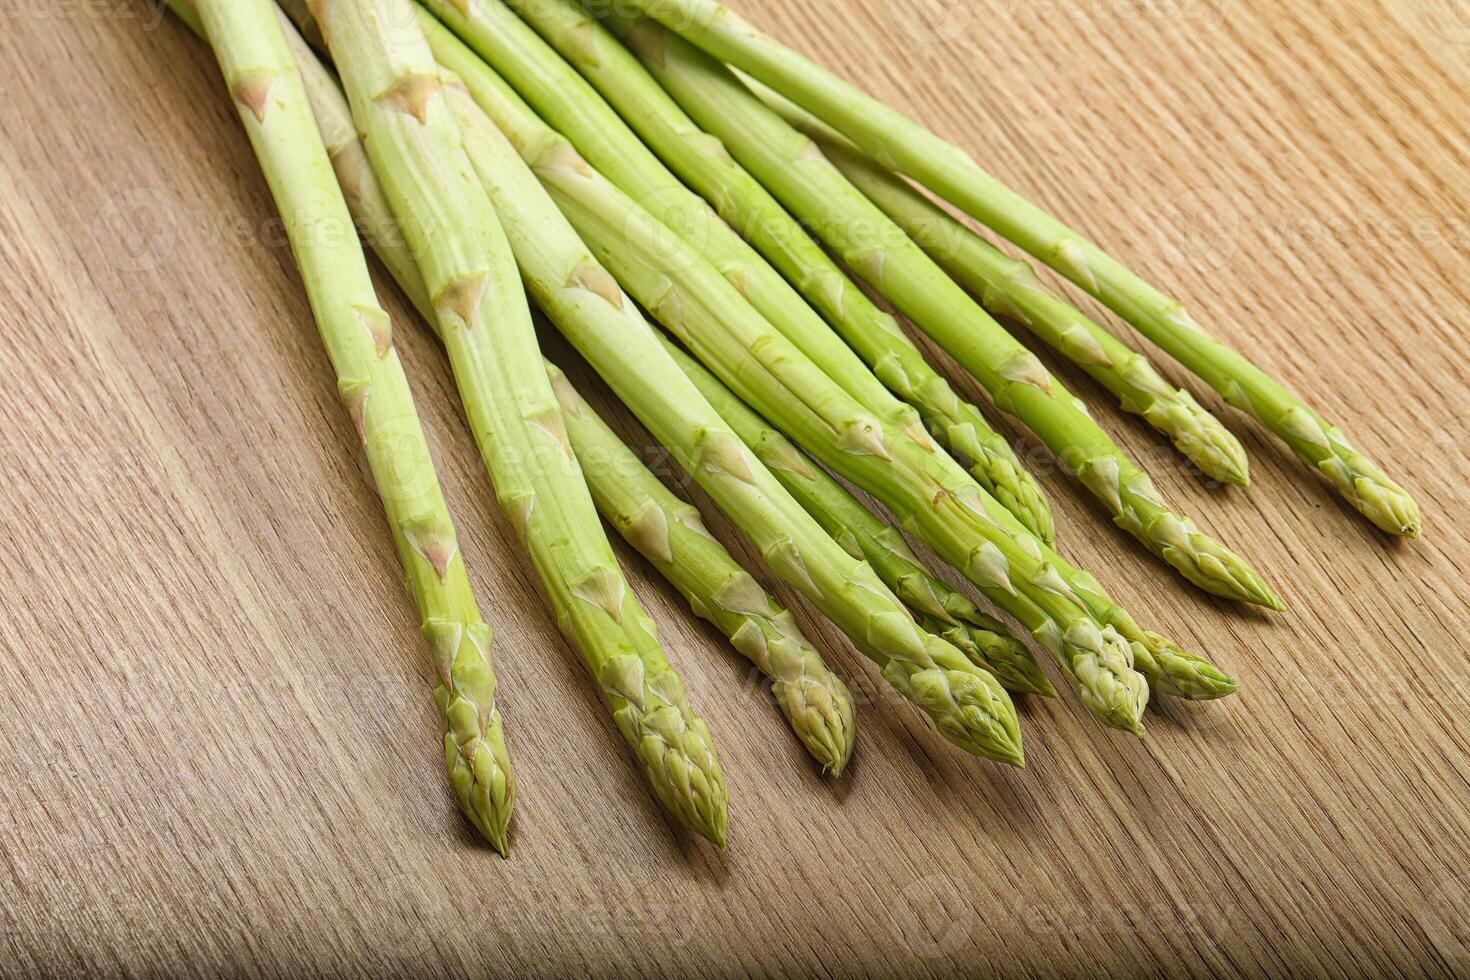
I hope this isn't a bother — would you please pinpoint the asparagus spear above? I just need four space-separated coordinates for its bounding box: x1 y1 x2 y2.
255 10 1017 763
469 0 1054 544
433 68 1024 764
311 0 728 844
429 31 1146 735
610 17 1282 611
547 363 857 774
778 113 1248 487
623 0 1421 539
184 0 515 850
663 343 1056 699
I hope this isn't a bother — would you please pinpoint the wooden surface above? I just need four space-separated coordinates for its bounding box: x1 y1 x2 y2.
3 1 1468 976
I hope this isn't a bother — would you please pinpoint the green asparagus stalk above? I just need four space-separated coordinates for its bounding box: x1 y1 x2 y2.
428 29 1146 735
611 17 1282 611
184 0 515 850
783 118 1248 486
470 0 1053 544
624 0 1420 539
546 363 858 773
311 0 728 844
431 67 1023 764
267 10 859 771
662 344 1055 698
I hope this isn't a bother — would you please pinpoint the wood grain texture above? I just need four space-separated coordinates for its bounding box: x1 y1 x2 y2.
2 1 1468 976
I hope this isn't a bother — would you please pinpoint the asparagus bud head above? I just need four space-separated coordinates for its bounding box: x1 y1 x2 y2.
600 655 730 846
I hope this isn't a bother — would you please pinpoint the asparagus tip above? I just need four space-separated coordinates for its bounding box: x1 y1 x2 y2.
1213 456 1251 487
773 673 857 779
994 739 1026 769
697 810 730 849
461 798 513 856
1259 588 1287 613
1382 499 1423 539
444 714 517 857
617 695 730 848
1131 633 1240 701
821 740 855 779
1200 673 1240 699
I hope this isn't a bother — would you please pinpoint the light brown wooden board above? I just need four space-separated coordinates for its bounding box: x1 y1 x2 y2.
2 1 1468 976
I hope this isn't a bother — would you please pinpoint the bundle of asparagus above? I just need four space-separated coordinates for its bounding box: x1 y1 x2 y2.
418 0 1056 545
161 0 1418 851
